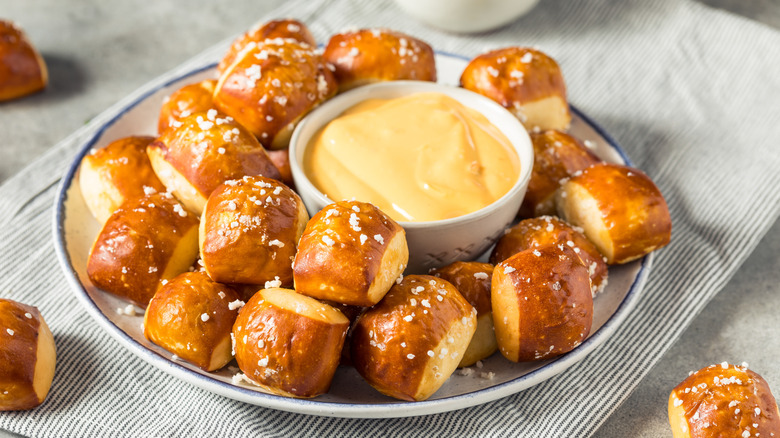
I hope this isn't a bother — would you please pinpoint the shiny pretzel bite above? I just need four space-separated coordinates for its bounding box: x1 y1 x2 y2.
460 47 570 132
490 216 608 296
293 201 408 307
147 109 281 216
266 148 294 188
351 275 477 401
232 287 349 398
323 28 437 92
429 262 497 368
555 162 672 264
199 176 308 286
0 20 47 101
217 19 316 75
519 130 601 218
214 38 337 150
143 271 241 371
157 79 217 134
87 192 200 307
0 299 56 411
78 136 167 224
492 244 593 362
668 363 780 438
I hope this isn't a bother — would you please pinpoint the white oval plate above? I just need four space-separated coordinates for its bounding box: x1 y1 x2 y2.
53 52 652 418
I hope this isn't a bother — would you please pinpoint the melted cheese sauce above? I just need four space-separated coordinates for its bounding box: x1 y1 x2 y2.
304 92 520 222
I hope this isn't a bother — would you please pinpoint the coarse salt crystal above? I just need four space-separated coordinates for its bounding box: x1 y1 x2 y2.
474 272 489 280
407 354 415 359
228 300 245 310
201 313 210 322
503 266 516 274
6 329 13 336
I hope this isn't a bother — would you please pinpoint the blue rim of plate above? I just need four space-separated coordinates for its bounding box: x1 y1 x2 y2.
52 51 651 418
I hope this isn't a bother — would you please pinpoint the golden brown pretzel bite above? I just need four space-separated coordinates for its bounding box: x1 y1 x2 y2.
214 38 337 150
668 363 780 438
323 28 437 92
0 299 56 411
144 271 241 371
490 216 608 296
158 79 217 134
0 20 47 101
492 244 593 362
266 148 294 189
218 19 316 75
87 192 200 307
556 162 672 264
199 176 308 286
78 136 167 224
351 275 477 401
429 262 497 367
460 47 570 132
519 130 601 218
232 287 349 398
293 201 408 307
147 109 281 216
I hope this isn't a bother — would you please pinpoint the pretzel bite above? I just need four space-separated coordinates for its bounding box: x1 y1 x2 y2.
519 130 601 218
157 79 217 134
429 262 497 367
555 162 672 264
78 136 167 224
0 299 56 411
293 201 408 307
143 272 240 371
490 216 608 296
266 148 294 188
351 275 477 401
87 192 200 307
668 363 780 438
492 244 592 362
460 47 570 132
323 29 437 92
147 109 280 216
199 176 308 286
0 20 47 101
232 287 349 398
214 38 337 150
217 19 316 74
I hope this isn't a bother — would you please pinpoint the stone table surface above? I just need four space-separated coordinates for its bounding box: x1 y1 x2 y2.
0 1 778 436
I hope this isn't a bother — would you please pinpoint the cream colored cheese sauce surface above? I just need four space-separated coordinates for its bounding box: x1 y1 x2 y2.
305 92 520 222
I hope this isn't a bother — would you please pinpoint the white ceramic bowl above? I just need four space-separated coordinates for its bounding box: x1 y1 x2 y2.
394 0 540 33
289 80 534 273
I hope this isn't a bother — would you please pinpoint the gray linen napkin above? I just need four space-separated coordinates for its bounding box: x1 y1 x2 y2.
2 0 780 436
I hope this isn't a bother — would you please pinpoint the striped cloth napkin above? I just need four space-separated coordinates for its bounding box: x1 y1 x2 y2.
2 0 779 436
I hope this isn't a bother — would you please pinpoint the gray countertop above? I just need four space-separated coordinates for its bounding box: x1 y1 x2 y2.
1 1 778 436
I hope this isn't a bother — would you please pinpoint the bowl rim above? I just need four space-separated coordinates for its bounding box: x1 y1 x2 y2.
288 80 534 228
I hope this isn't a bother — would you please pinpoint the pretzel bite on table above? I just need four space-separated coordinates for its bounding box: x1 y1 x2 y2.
293 201 408 307
668 363 780 438
199 176 308 286
490 216 608 296
157 79 217 134
143 271 241 371
0 20 47 101
147 109 281 216
555 162 672 264
214 38 337 150
78 136 167 224
0 299 56 411
492 244 593 362
217 19 316 74
460 47 570 132
232 287 349 398
322 29 437 92
519 130 601 218
351 275 477 401
87 192 200 307
429 262 497 368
